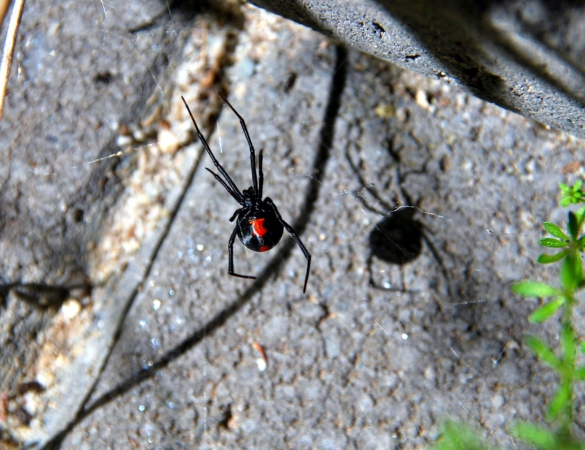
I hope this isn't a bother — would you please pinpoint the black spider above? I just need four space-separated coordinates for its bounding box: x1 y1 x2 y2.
181 94 311 293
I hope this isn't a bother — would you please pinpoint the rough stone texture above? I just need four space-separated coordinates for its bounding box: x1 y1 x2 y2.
249 0 585 140
0 1 585 449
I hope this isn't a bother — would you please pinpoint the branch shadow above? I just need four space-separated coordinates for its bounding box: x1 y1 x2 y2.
42 44 348 450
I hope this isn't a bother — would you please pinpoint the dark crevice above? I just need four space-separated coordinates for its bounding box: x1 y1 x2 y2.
0 281 90 310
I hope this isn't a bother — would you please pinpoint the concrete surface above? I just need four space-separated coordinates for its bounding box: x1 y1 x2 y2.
249 0 585 140
0 0 584 449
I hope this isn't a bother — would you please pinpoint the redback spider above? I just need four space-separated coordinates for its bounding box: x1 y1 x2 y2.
181 94 311 293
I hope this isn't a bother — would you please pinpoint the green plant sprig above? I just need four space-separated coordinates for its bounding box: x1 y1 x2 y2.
560 181 585 207
510 183 585 449
431 182 585 450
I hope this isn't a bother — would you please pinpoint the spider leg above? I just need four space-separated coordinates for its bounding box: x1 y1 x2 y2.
182 96 244 203
205 168 241 203
258 150 264 199
265 198 311 293
228 225 257 280
218 92 259 197
229 208 242 222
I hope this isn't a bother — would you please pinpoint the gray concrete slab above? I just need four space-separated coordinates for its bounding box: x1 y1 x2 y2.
250 0 585 140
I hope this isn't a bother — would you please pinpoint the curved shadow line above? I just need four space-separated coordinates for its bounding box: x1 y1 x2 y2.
43 44 347 450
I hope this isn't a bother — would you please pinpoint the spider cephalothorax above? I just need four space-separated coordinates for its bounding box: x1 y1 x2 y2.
182 94 311 293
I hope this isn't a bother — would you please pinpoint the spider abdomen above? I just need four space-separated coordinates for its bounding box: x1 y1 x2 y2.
182 95 310 292
236 209 284 253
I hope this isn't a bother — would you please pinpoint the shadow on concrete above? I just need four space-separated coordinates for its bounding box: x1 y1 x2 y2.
42 44 348 450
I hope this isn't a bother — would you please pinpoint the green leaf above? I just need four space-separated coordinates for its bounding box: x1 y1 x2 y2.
543 222 569 240
575 365 585 379
512 281 561 298
547 381 571 421
539 238 569 248
526 336 561 370
560 252 583 291
528 297 565 323
568 212 579 240
559 181 585 207
509 422 556 448
537 250 569 264
560 182 571 193
562 322 576 366
576 206 585 227
430 420 491 450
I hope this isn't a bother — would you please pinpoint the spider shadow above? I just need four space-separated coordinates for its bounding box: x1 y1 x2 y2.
364 200 445 292
346 139 451 294
369 207 423 265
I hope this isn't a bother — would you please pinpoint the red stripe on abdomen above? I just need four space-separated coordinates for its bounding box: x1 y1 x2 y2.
250 218 268 238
